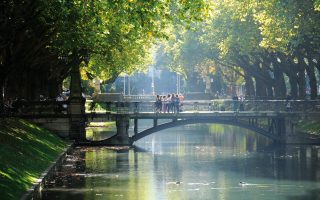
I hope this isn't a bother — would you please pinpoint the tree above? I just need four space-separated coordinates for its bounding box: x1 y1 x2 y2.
161 0 320 99
0 0 210 107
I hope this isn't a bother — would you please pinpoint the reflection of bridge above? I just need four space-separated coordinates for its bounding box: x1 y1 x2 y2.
87 110 319 145
8 100 320 145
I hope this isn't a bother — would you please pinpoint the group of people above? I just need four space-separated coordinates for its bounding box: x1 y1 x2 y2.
232 95 245 111
155 94 184 113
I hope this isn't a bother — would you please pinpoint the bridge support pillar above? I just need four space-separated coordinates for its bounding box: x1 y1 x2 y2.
68 98 86 141
276 118 286 138
104 115 131 145
274 117 295 143
153 118 158 127
134 118 138 135
116 115 130 144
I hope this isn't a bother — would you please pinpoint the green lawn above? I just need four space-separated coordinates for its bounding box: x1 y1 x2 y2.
297 119 320 135
0 118 69 200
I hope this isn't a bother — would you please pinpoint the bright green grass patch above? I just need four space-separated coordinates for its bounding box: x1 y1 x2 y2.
86 121 116 140
87 121 115 127
297 119 320 135
0 118 69 200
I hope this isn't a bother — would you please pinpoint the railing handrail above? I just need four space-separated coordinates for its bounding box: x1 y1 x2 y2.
91 99 320 103
3 99 320 115
7 99 320 107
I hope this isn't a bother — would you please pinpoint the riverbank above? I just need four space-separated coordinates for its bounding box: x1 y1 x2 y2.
0 118 69 200
297 119 320 135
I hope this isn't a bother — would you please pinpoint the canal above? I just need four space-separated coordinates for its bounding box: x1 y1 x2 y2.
42 120 320 200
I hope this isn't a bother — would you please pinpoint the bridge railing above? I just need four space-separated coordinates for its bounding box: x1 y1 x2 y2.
207 99 320 112
123 95 156 101
1 100 69 116
88 99 320 113
6 99 319 117
240 100 320 112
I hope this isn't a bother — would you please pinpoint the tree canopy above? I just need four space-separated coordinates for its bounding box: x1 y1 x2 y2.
0 0 209 103
161 0 320 99
1 0 320 104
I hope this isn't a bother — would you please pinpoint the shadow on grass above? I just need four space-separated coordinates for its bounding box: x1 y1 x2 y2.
0 118 68 200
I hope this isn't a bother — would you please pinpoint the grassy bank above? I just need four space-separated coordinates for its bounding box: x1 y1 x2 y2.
86 121 116 140
297 119 320 135
0 118 69 200
87 121 116 127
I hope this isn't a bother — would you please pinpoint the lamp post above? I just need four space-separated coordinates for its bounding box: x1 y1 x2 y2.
123 73 130 96
123 74 126 96
151 67 155 95
176 73 180 94
128 75 131 96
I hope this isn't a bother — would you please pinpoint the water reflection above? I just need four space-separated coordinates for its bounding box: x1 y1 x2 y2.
86 127 116 141
43 124 320 200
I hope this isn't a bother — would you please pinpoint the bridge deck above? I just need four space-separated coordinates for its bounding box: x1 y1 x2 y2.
87 111 314 120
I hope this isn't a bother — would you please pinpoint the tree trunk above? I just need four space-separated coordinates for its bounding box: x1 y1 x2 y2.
266 84 274 99
244 74 255 97
48 79 61 99
288 74 298 99
255 77 267 99
29 70 38 100
273 64 286 99
276 53 299 99
306 64 317 99
297 68 306 99
6 72 21 100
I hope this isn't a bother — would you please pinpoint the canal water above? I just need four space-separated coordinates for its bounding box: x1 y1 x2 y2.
43 120 320 200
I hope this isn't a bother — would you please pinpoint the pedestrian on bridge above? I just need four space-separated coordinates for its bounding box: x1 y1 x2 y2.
155 95 162 113
171 93 177 113
286 101 292 112
174 94 180 113
232 95 239 111
163 96 167 113
166 94 172 113
159 96 163 113
178 94 184 112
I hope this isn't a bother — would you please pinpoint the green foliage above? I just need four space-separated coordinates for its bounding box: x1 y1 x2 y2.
159 0 320 98
0 0 210 102
3 0 319 99
0 119 68 200
46 0 211 81
297 119 320 135
316 0 320 10
252 0 320 53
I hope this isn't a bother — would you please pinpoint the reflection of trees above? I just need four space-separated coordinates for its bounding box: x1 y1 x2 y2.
115 150 130 172
43 149 86 200
286 188 320 200
85 148 157 200
45 125 320 199
215 145 320 182
208 124 272 152
275 146 320 182
186 124 320 182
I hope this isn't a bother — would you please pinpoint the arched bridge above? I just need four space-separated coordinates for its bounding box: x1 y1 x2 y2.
131 117 278 141
10 99 320 145
87 111 304 146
